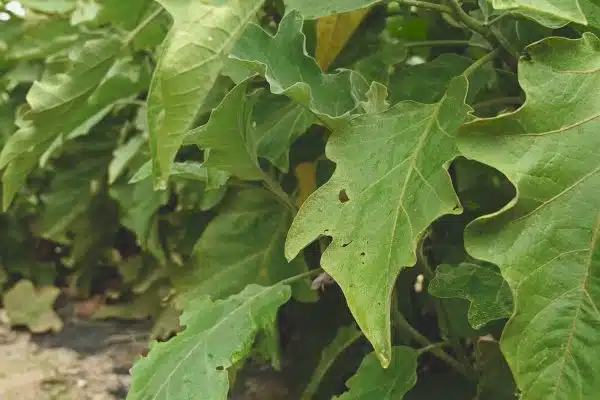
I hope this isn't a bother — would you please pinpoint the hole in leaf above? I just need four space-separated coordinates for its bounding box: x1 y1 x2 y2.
216 366 224 371
341 240 353 248
338 189 349 203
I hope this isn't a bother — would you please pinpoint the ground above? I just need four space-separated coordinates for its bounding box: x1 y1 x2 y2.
0 309 150 400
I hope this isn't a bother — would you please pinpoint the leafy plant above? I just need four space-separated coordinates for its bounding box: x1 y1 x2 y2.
1 0 600 398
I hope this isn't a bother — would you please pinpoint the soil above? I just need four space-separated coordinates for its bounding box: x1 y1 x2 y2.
0 309 151 400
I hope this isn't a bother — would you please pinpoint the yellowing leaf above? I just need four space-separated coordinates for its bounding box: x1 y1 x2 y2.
295 162 317 207
286 77 470 366
315 8 370 70
3 280 62 333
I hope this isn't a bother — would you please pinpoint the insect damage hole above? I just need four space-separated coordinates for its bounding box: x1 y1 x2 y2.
338 189 349 203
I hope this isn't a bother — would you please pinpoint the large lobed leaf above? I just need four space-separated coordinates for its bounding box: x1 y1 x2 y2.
127 284 291 400
459 32 600 399
284 0 379 19
286 77 470 366
230 11 371 130
147 0 264 189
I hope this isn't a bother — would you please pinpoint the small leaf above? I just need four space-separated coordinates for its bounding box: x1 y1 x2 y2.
175 188 315 304
19 0 76 13
315 8 370 70
109 135 146 184
302 324 363 400
286 77 469 366
458 32 600 399
130 160 230 189
147 0 264 189
335 346 418 399
230 11 371 129
429 263 513 329
3 280 62 333
127 284 291 400
285 0 379 19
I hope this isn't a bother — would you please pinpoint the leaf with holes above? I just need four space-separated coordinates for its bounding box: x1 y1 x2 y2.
459 32 600 399
286 76 470 366
127 284 291 400
147 0 264 189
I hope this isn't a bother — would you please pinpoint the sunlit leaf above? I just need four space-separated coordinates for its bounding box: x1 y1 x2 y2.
459 32 600 399
3 280 62 333
286 77 469 366
284 0 379 19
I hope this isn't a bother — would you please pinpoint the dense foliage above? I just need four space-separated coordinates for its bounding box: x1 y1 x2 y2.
1 0 599 398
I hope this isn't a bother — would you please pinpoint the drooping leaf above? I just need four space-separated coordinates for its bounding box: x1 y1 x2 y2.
302 324 363 400
147 0 264 189
429 263 513 329
286 76 470 366
127 284 291 400
284 0 379 19
315 8 370 70
458 32 600 399
3 280 62 333
175 188 315 304
334 346 418 399
230 11 371 129
4 19 79 61
130 160 230 189
0 38 145 210
109 134 146 184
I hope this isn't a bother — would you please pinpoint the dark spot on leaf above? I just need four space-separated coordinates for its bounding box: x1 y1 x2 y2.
216 366 224 371
338 189 349 203
341 240 353 248
360 252 365 256
208 353 214 359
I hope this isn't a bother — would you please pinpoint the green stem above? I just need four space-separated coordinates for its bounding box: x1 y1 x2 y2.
123 6 164 46
417 341 449 355
262 173 298 214
484 12 510 27
462 49 499 78
279 268 324 286
392 306 472 379
396 0 453 14
473 96 523 111
446 0 486 35
405 40 489 51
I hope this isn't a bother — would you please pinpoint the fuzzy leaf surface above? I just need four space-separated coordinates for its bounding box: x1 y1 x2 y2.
459 32 600 399
286 77 469 366
147 0 264 188
284 0 379 19
127 284 291 400
429 263 513 329
335 346 418 399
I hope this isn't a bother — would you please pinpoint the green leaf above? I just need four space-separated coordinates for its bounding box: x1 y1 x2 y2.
109 179 169 246
175 188 315 304
19 0 76 13
230 11 371 129
490 0 590 25
458 32 600 399
147 0 264 189
3 280 62 333
302 324 363 400
127 284 291 400
109 135 146 184
130 160 230 188
389 54 492 104
0 38 145 210
335 346 418 399
428 263 513 329
286 76 469 366
284 0 380 19
5 19 79 61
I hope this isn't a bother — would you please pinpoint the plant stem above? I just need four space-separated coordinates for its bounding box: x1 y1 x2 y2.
123 6 164 46
262 173 298 214
396 0 453 14
279 268 324 286
446 0 486 36
417 341 449 355
473 96 523 111
462 49 499 78
484 12 510 27
405 40 490 51
392 306 472 379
